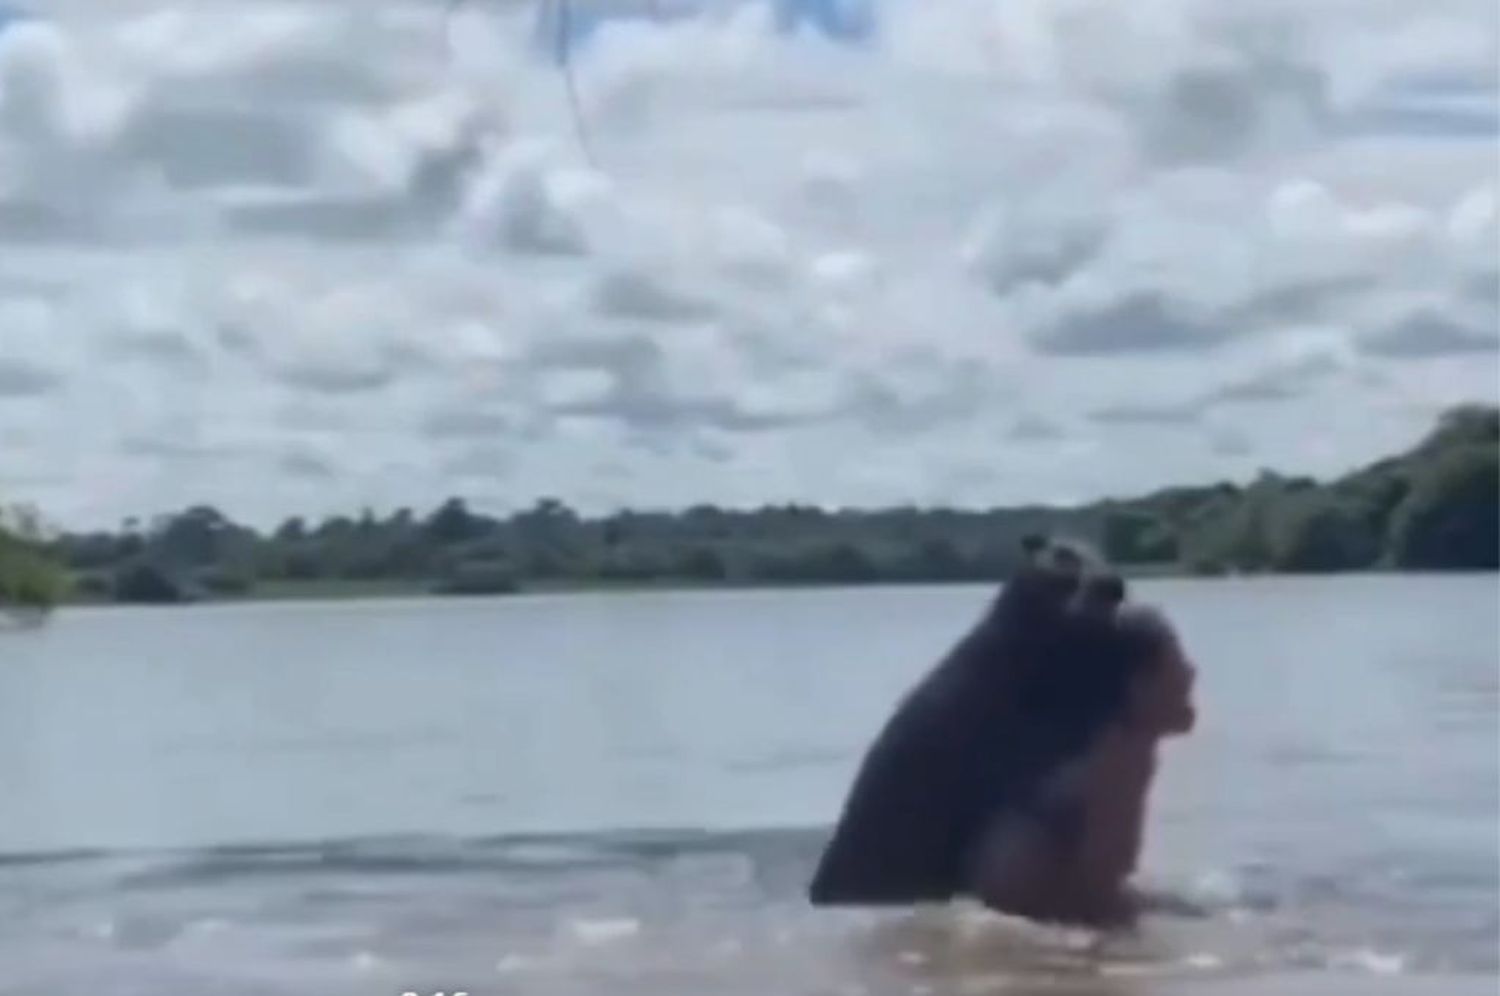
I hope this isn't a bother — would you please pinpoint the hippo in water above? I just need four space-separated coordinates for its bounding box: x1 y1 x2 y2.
807 536 1138 910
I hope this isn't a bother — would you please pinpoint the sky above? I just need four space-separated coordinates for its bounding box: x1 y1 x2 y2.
0 0 1496 529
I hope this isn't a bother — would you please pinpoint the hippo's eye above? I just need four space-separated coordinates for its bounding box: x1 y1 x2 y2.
1088 574 1126 605
1049 546 1084 574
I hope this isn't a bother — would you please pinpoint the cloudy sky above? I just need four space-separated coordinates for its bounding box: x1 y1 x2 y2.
1 0 1496 528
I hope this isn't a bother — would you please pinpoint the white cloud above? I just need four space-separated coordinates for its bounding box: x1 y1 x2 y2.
1090 398 1204 427
0 0 1494 527
1008 414 1067 443
275 443 339 480
456 140 611 255
708 205 796 286
591 263 716 323
421 407 513 440
1203 341 1346 404
1030 289 1228 355
962 198 1106 293
1360 305 1500 358
0 296 69 396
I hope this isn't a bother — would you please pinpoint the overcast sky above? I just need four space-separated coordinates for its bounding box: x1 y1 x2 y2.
1 0 1496 529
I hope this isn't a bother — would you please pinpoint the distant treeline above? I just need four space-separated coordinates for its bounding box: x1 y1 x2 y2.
16 404 1500 607
0 505 65 612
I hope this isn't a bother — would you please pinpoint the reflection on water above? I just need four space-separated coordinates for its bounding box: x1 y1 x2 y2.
0 576 1496 994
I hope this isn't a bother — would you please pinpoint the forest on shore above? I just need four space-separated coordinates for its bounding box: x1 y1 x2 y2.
3 404 1496 608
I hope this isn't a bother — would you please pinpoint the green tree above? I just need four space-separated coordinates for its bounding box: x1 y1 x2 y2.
898 537 968 581
153 505 235 567
31 403 1500 600
676 546 728 581
0 504 65 612
820 542 880 582
273 517 308 543
113 563 186 604
1103 510 1179 564
1270 495 1380 573
1388 444 1500 570
431 560 518 596
1419 403 1500 452
424 498 485 545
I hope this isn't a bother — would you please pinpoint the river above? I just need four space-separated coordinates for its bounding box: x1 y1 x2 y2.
1 576 1495 994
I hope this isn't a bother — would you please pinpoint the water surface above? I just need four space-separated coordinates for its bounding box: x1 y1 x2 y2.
1 576 1495 994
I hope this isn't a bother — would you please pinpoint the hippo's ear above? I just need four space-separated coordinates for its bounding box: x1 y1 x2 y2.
991 537 1079 622
1037 537 1103 578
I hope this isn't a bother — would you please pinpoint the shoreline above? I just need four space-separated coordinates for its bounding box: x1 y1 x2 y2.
42 567 1499 611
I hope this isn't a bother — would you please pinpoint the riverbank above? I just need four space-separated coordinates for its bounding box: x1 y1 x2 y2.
58 574 983 608
26 405 1500 611
48 563 1495 610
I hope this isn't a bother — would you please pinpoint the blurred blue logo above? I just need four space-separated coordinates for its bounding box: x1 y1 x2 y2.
532 0 877 62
